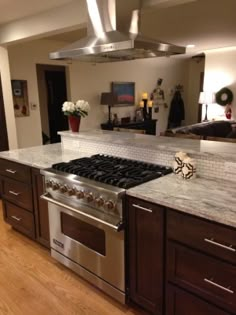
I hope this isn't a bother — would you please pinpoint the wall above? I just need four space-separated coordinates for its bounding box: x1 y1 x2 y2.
8 39 70 148
204 47 236 121
70 57 188 135
8 38 189 148
0 46 18 149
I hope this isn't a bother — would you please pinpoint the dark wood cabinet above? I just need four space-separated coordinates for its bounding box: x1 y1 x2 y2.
167 209 236 265
0 159 36 239
32 168 50 249
166 210 236 315
167 242 236 313
0 159 50 248
1 177 33 211
167 285 232 315
127 196 164 315
4 200 35 238
0 158 31 183
101 119 157 135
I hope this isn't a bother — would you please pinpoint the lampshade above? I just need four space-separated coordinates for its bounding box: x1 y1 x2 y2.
199 91 215 104
100 92 118 106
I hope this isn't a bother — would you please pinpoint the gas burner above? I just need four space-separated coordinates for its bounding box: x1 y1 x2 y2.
52 154 172 189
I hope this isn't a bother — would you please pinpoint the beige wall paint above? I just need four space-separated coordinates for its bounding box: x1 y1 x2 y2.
204 48 236 121
0 46 18 149
70 57 188 135
8 38 188 148
8 39 70 148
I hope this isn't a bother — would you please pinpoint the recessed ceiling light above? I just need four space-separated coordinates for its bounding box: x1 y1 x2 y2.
187 44 195 48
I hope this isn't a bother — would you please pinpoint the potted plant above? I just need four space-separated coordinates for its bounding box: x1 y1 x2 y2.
62 100 90 132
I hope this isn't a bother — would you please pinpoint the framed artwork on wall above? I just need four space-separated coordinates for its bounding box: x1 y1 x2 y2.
11 80 29 117
111 81 135 106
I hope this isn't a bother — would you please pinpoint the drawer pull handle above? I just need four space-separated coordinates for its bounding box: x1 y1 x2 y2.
6 169 16 174
132 204 153 213
204 238 235 252
9 190 21 196
11 215 22 222
204 278 234 294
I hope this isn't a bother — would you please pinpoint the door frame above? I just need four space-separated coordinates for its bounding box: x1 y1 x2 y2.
0 74 9 151
36 64 70 143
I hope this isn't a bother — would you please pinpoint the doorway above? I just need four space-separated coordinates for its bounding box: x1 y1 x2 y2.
36 64 69 144
0 74 9 151
198 71 205 122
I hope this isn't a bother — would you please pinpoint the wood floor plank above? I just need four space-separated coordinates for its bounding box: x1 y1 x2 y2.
0 201 144 315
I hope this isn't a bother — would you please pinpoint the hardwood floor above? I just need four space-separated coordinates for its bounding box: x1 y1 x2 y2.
0 201 144 315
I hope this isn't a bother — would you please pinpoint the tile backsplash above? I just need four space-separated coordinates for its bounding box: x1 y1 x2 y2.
61 136 236 183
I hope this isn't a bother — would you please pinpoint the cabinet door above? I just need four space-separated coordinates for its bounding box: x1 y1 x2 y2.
167 241 236 313
32 168 50 249
127 197 164 315
167 285 231 315
3 201 35 239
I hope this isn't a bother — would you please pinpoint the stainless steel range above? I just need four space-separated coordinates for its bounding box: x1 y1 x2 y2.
41 154 172 303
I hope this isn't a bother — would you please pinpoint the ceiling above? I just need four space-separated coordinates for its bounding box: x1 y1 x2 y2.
1 0 236 56
0 0 73 25
140 0 236 54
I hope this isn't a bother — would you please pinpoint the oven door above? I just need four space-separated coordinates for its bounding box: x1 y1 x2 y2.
42 194 125 293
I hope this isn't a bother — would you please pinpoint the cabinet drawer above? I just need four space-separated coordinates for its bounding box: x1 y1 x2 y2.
0 159 31 183
167 210 236 264
1 177 33 211
167 242 236 313
4 201 35 239
128 196 164 213
166 284 231 315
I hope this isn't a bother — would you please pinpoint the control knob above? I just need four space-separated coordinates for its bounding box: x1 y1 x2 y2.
76 190 85 199
86 192 94 203
52 182 60 191
68 188 76 196
105 200 115 211
60 185 68 193
46 180 53 188
95 197 104 207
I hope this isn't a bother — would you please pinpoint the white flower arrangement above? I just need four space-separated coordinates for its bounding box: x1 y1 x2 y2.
62 100 90 117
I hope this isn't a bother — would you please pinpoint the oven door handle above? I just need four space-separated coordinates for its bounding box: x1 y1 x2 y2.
41 193 124 232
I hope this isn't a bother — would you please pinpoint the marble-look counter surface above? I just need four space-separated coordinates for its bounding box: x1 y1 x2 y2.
0 138 236 228
127 174 236 228
0 143 89 169
59 130 236 162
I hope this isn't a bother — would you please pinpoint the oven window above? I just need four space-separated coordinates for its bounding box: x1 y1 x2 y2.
61 212 106 256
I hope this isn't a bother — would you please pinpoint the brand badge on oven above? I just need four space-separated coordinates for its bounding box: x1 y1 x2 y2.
53 238 64 249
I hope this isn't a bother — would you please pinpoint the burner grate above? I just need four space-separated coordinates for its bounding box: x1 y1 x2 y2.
52 154 172 188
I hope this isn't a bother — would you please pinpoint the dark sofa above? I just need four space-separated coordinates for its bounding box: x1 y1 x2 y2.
164 120 236 141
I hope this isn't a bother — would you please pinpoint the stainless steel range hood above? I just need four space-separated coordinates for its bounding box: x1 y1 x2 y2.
50 0 186 63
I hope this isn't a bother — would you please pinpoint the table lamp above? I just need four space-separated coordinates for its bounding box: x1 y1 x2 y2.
199 91 215 122
100 92 118 124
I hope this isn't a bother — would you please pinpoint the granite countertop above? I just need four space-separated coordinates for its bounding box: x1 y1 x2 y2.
127 174 236 228
1 139 236 228
0 143 90 169
59 130 236 162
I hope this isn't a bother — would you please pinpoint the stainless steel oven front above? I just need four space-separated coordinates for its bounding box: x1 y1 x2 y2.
43 194 125 304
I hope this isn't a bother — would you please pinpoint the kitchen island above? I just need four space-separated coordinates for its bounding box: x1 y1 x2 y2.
0 130 236 315
0 141 236 228
0 130 236 228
